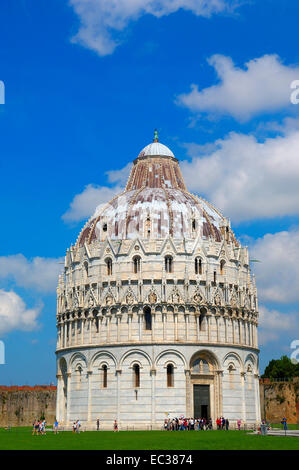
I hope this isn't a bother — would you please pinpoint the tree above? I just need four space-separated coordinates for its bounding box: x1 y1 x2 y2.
262 355 299 379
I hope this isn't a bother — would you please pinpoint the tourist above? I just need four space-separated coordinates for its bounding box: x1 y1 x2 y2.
114 419 119 432
225 419 229 430
73 421 77 433
281 417 287 431
54 418 59 434
96 418 100 431
237 419 241 431
41 419 46 435
76 419 81 433
32 419 39 435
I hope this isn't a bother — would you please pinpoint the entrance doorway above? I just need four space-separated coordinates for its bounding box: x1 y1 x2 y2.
193 384 210 419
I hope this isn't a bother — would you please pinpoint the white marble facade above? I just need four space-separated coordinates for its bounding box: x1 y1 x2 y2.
56 137 261 429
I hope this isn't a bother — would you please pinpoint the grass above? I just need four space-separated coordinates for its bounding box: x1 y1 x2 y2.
270 423 299 430
0 428 298 450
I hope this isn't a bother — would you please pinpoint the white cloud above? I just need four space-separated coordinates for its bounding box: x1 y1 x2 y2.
62 163 131 223
251 229 299 304
0 289 40 335
62 184 123 223
0 254 63 293
106 162 132 186
178 54 299 121
258 305 298 346
69 0 239 56
181 127 299 222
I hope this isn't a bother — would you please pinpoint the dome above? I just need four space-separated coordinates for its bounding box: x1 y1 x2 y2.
138 141 175 159
76 136 238 247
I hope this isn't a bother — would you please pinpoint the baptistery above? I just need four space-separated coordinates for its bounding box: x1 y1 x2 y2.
56 132 261 429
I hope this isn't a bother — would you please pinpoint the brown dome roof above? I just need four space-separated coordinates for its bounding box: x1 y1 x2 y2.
76 141 238 247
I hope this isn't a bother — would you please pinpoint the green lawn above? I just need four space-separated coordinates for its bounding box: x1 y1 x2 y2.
0 428 298 450
270 423 299 430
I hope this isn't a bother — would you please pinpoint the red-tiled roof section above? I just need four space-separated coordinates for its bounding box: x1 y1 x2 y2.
126 156 187 191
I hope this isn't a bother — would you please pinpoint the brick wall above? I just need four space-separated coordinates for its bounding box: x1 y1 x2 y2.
0 386 56 427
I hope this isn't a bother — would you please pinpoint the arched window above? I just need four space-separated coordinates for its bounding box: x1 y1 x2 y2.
213 270 217 283
167 364 174 387
165 256 173 273
220 260 225 275
83 261 88 277
195 257 202 275
103 223 107 232
106 258 112 276
192 219 196 232
133 364 140 388
144 307 152 330
76 364 82 389
133 256 141 274
102 365 108 388
145 217 151 238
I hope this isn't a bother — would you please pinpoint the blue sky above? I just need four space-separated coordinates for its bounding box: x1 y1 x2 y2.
1 0 299 384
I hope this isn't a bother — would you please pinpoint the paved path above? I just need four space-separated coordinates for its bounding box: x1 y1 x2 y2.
251 429 299 437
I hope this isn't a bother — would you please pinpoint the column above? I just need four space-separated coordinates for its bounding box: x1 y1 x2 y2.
66 372 72 425
89 315 92 344
163 312 167 341
60 323 64 349
207 314 211 342
138 312 143 341
232 317 235 344
239 319 243 345
244 319 248 344
116 313 121 342
69 320 72 347
185 369 191 418
224 316 228 343
174 313 178 341
56 374 63 421
63 322 67 348
107 314 111 342
152 312 156 342
240 371 246 422
215 370 223 420
195 314 200 341
185 313 189 341
254 373 261 422
215 315 220 342
87 370 93 424
81 319 85 345
128 312 133 341
75 317 78 345
116 370 121 426
97 313 102 341
151 369 156 426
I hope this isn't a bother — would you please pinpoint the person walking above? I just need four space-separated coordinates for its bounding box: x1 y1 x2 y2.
237 419 241 431
96 418 100 431
281 417 287 431
114 419 119 432
76 419 81 433
225 419 229 430
54 418 59 434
